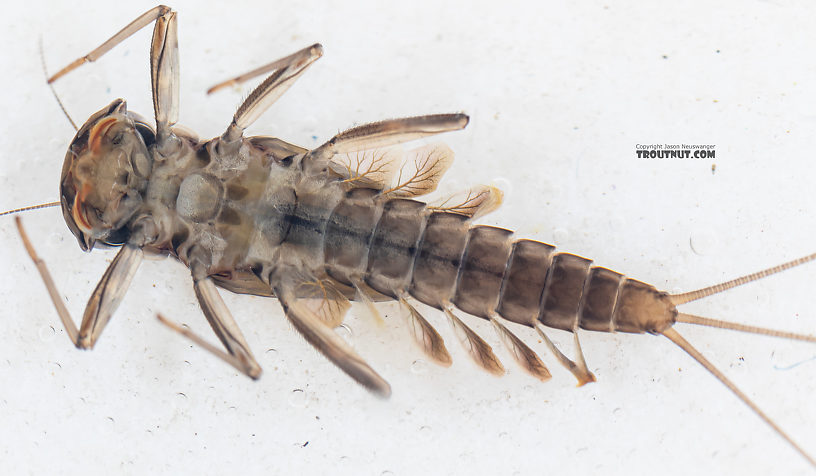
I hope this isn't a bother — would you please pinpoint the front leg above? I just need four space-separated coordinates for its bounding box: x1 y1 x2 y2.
149 7 180 146
16 217 144 349
47 6 180 151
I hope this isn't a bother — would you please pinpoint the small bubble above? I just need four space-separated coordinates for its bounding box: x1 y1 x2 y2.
39 325 56 343
410 360 428 374
289 389 307 408
380 471 394 476
48 232 64 248
172 392 190 412
552 227 570 245
689 229 719 256
336 324 354 346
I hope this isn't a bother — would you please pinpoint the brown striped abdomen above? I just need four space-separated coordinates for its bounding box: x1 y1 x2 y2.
322 194 677 335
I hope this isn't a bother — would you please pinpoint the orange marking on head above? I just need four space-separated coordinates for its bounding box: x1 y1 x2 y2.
88 117 118 154
71 182 93 233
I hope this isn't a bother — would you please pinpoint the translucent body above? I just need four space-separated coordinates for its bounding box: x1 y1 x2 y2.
69 105 677 338
177 142 677 336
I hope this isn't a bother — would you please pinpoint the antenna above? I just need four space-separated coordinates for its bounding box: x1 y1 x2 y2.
0 202 61 217
39 35 78 131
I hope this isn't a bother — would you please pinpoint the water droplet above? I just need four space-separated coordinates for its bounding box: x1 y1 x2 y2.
48 232 64 248
410 360 428 374
380 471 394 476
552 227 569 245
171 391 190 413
39 325 56 343
689 229 719 256
289 389 307 408
336 324 354 347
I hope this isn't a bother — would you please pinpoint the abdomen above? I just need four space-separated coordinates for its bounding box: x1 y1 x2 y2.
323 193 677 335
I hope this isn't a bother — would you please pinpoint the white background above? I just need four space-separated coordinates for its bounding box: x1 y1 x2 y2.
2 1 816 475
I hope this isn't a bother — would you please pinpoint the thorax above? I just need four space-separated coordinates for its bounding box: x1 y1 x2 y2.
136 133 339 276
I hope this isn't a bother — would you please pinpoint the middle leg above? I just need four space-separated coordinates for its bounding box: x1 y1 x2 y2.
158 262 262 379
212 44 324 147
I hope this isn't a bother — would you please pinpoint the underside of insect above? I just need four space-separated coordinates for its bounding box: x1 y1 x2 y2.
4 5 816 468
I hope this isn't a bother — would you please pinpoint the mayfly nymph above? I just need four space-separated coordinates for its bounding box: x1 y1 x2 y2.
4 5 815 468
